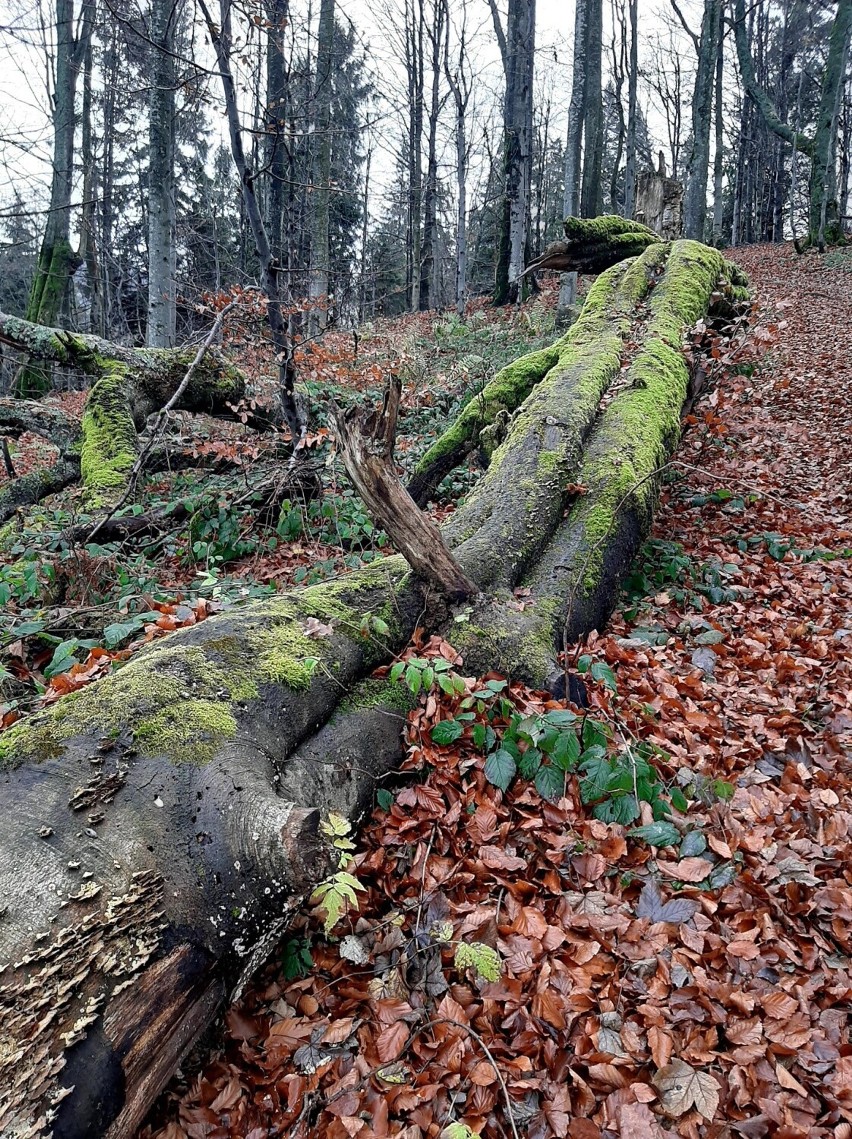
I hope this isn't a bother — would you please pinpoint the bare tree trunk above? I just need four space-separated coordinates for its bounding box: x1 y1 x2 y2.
444 0 471 317
623 0 638 218
419 0 444 311
308 0 334 331
559 0 587 314
406 0 425 312
15 0 93 397
77 31 102 334
683 0 721 240
146 0 177 348
199 0 303 440
609 5 627 214
265 0 291 266
359 147 371 322
817 6 852 247
491 0 536 305
712 3 726 244
580 0 604 218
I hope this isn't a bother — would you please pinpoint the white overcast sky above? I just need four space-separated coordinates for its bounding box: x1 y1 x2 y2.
0 0 699 220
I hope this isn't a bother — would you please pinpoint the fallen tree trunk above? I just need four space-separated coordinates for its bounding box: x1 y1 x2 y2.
521 214 661 277
0 312 273 508
0 240 747 1139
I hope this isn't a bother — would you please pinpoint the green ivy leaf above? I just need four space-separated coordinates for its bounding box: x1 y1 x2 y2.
376 788 393 811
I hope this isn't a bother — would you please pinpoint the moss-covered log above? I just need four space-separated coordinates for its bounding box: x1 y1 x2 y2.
452 241 739 685
0 311 259 507
409 219 665 507
0 240 747 1139
522 214 662 277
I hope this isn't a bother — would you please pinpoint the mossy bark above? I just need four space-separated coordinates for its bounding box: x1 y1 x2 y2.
454 241 737 685
440 244 668 589
523 214 662 277
0 240 748 1138
0 310 252 506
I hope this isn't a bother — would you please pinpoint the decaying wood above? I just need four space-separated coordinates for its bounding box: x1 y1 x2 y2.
0 239 748 1138
0 310 280 509
331 377 476 602
521 214 660 277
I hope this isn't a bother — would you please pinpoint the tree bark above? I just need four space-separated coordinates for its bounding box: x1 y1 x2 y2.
623 0 639 219
492 0 536 305
444 4 470 317
146 0 178 348
14 0 94 398
419 0 445 311
0 238 747 1138
712 6 726 244
683 0 721 240
558 0 587 314
308 0 334 332
580 0 604 219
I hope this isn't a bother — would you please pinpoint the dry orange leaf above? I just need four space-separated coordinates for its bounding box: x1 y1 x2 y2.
656 857 713 882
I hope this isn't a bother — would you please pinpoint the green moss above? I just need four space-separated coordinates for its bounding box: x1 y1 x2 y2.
454 595 562 687
135 700 237 765
562 215 658 242
560 240 725 595
338 677 414 714
79 362 137 505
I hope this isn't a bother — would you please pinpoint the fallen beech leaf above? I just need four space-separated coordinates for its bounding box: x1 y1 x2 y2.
761 992 798 1019
617 1102 664 1137
636 878 700 923
726 939 761 959
652 1059 719 1120
572 853 607 881
376 1021 409 1063
656 857 713 883
648 1025 674 1068
468 1060 497 1086
567 1120 601 1138
775 1063 808 1096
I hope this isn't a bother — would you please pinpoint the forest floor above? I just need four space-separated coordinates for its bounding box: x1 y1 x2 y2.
139 244 852 1139
3 245 851 1138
